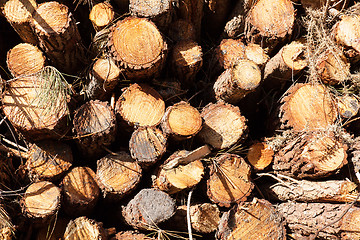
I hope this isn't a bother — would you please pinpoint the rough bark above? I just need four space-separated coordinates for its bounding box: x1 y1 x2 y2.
96 152 142 201
216 198 286 240
246 141 274 171
61 167 100 216
89 2 114 31
63 216 106 240
7 43 45 77
198 101 247 149
207 153 253 207
108 17 167 80
223 0 251 38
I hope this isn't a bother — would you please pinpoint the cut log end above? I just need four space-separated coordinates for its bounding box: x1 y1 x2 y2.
63 217 106 240
247 142 274 171
89 2 114 30
190 203 220 233
244 43 269 66
316 50 350 85
217 39 246 69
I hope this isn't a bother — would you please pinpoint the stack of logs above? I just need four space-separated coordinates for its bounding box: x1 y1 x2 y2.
2 0 360 239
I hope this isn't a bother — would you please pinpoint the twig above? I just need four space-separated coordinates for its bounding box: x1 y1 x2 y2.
187 188 194 240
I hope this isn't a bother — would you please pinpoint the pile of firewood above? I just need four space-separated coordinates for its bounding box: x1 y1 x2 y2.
1 0 360 239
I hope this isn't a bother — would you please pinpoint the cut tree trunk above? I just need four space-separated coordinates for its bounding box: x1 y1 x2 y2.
171 40 203 86
31 1 86 74
115 83 165 128
122 188 176 230
216 38 246 70
334 14 360 57
279 83 338 131
89 2 114 31
112 231 155 240
244 43 269 67
336 94 359 119
61 167 100 216
2 75 70 141
129 127 167 166
161 101 202 140
168 19 196 42
246 141 274 171
108 17 167 80
273 130 348 179
63 216 106 240
213 59 262 104
207 153 253 207
3 0 38 45
198 101 247 149
265 179 359 203
85 57 121 101
26 140 73 181
96 152 142 201
277 202 360 240
216 198 286 240
129 0 173 30
73 100 116 159
7 43 46 77
21 181 61 223
154 148 206 194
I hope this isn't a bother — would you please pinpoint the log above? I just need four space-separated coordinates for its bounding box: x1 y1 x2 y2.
111 231 155 240
175 0 203 40
213 59 262 104
244 43 269 67
85 57 121 100
115 83 165 128
3 0 38 45
129 127 167 166
277 202 360 239
264 39 308 81
7 43 46 77
190 203 221 233
168 19 196 42
216 39 246 70
334 15 360 55
26 140 73 181
171 40 203 85
198 102 247 149
89 2 114 31
61 167 100 216
2 75 70 141
273 130 348 179
265 179 359 203
216 198 286 240
31 1 86 74
279 83 338 131
223 0 250 38
73 100 116 159
122 188 176 230
108 17 167 80
155 149 206 194
207 153 253 207
21 181 61 222
161 101 202 139
337 94 359 119
96 152 142 200
246 141 274 171
63 216 106 240
129 0 173 30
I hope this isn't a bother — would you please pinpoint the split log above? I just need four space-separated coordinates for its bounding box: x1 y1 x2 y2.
213 60 262 104
161 101 202 140
108 17 167 80
31 1 86 74
175 0 203 40
216 198 286 240
198 102 247 149
63 216 106 240
279 83 338 131
265 179 359 203
278 202 360 240
3 0 38 45
264 39 308 82
244 43 269 67
246 142 274 171
122 188 176 230
301 0 349 10
273 130 348 179
85 58 121 100
36 218 69 240
207 153 253 207
7 43 46 77
21 181 61 222
96 152 142 200
129 0 173 30
112 231 154 240
61 167 100 216
216 39 246 70
2 75 70 141
89 2 114 31
168 19 196 42
26 140 73 181
115 83 165 128
154 147 208 194
171 40 203 85
337 94 360 119
129 127 167 166
73 100 116 159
